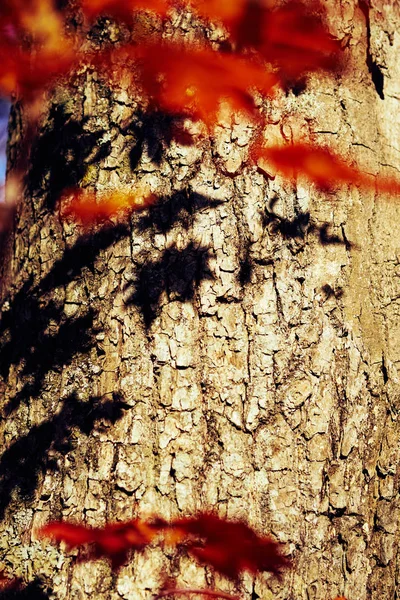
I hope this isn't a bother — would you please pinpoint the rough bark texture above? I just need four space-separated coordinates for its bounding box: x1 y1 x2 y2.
1 2 400 599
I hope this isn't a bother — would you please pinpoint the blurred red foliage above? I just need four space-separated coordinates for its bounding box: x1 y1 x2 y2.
61 187 157 225
253 142 400 196
41 519 163 569
169 513 289 580
40 513 289 580
2 0 382 227
105 41 278 125
0 570 23 592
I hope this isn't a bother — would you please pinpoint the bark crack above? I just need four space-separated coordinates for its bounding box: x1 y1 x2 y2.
359 0 385 100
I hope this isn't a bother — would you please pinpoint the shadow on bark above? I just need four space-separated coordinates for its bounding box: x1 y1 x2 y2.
0 190 218 523
136 191 223 234
0 579 52 600
38 223 130 293
0 579 52 599
28 104 111 211
0 392 126 520
122 190 222 327
124 241 214 327
0 102 354 522
0 224 130 416
126 109 198 169
4 311 96 416
263 196 355 248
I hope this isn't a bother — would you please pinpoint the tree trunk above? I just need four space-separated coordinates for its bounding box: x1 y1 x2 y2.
1 2 400 599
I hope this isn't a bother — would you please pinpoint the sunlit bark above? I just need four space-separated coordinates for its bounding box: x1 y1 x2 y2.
0 3 400 599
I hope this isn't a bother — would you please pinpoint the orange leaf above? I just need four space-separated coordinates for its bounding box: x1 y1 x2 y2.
253 142 400 196
40 522 99 548
61 188 157 225
40 519 162 569
254 143 359 189
0 46 75 99
106 41 278 124
0 0 75 99
189 0 246 24
190 0 341 79
258 2 342 78
81 0 170 20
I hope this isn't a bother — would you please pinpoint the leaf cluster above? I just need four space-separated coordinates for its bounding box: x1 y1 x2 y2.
1 0 397 227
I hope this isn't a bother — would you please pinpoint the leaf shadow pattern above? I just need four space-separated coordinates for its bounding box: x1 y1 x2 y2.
320 283 344 300
123 190 222 327
0 223 130 416
124 241 215 328
0 579 52 600
126 109 198 171
136 191 224 234
0 392 126 520
38 223 130 294
0 96 354 524
28 104 112 210
263 196 355 248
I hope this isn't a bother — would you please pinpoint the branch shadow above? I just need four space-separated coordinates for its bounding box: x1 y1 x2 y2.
0 392 126 520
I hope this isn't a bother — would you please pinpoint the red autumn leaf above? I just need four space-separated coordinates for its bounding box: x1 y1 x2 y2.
0 0 75 100
190 0 341 80
0 570 23 592
253 142 359 189
40 519 162 569
0 45 75 100
41 514 289 579
252 2 341 78
40 522 98 547
81 0 170 20
189 0 246 25
170 513 290 580
253 142 400 196
105 41 278 125
61 188 157 225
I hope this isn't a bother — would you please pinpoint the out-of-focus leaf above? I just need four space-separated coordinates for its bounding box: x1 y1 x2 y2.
103 41 278 124
41 513 289 580
170 513 290 580
0 570 23 592
40 519 163 569
81 0 171 21
61 187 157 225
190 0 341 79
253 142 400 196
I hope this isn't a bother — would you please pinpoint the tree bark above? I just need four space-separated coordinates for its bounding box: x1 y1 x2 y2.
1 2 400 599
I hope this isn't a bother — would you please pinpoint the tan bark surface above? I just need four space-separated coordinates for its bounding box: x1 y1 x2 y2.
1 2 400 599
